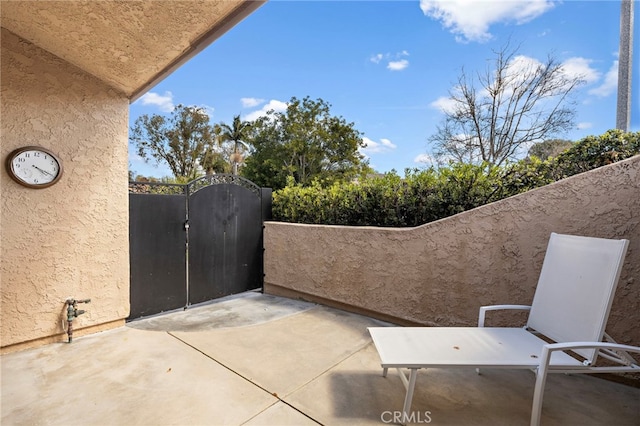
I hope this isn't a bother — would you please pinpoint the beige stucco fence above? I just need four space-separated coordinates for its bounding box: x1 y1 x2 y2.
264 155 640 349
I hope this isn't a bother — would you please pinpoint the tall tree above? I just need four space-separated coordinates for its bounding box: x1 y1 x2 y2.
429 44 585 167
527 139 573 159
218 114 252 175
130 104 218 179
242 96 367 189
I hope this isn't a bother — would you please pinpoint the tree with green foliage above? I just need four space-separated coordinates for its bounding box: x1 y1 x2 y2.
130 104 220 180
242 96 368 190
218 115 252 175
500 130 639 194
429 43 584 167
199 143 229 174
527 139 574 159
551 129 640 178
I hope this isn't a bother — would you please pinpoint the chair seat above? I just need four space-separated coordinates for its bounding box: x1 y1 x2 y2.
368 327 583 369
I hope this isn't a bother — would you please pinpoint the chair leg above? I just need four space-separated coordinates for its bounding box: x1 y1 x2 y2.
530 366 548 426
383 367 388 377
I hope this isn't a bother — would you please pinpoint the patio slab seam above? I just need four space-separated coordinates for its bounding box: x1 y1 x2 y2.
167 330 325 425
167 330 272 394
239 399 323 426
165 307 379 425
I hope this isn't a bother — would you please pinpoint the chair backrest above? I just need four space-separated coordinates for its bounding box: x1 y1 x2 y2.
527 233 629 364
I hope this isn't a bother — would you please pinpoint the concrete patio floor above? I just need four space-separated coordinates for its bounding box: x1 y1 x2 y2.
2 291 638 425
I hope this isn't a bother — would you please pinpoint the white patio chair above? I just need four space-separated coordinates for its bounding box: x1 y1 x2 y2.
368 233 640 426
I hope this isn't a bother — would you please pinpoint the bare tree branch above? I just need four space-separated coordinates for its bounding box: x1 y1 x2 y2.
429 44 585 167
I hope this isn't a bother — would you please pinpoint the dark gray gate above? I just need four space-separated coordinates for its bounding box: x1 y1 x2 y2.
128 175 272 320
129 186 187 319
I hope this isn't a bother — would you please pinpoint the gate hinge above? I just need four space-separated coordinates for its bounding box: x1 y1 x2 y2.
184 220 189 230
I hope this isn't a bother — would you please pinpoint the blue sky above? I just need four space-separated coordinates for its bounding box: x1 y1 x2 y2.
129 0 639 178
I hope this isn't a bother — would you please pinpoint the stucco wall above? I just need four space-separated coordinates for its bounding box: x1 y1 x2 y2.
1 29 130 350
264 155 640 347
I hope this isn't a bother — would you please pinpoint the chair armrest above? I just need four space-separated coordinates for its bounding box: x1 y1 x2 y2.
531 342 640 426
540 342 640 366
478 305 531 327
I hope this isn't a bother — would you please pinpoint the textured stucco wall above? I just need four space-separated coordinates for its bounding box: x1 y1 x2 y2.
1 29 130 350
0 1 258 97
264 155 640 347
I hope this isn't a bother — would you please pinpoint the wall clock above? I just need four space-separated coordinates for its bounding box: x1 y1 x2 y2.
6 146 63 188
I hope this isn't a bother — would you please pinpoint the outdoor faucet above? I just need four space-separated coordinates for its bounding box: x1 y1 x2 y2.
65 298 91 343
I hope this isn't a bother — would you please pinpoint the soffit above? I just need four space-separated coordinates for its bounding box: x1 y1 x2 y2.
1 1 264 99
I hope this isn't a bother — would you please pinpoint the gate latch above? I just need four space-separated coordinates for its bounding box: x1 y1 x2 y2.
184 220 189 230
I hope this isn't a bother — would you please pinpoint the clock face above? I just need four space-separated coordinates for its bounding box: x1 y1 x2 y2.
7 146 63 188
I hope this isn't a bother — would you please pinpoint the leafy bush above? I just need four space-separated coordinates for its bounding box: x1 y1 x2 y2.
551 129 640 179
272 130 640 226
273 164 503 226
499 129 640 195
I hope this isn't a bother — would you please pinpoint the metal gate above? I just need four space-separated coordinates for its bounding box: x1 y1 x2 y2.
128 175 272 320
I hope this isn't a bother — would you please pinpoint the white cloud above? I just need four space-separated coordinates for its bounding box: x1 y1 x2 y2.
577 122 593 130
371 51 410 71
560 57 601 83
414 153 436 166
420 0 555 43
504 55 544 85
430 53 604 128
501 55 554 96
431 54 557 114
244 99 288 122
137 91 174 112
241 97 265 108
387 59 409 71
370 53 384 64
508 55 542 72
360 137 397 156
493 55 549 97
130 153 146 164
588 60 618 97
430 96 458 114
200 104 215 118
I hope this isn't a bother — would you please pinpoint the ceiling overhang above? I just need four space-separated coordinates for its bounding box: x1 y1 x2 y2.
1 0 266 100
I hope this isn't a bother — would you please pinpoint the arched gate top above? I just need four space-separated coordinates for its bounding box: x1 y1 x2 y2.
188 174 261 196
129 174 261 196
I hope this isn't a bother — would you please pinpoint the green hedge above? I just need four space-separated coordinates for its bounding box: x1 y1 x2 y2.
273 130 640 226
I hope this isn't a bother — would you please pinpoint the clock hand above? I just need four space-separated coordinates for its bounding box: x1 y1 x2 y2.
32 165 53 177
